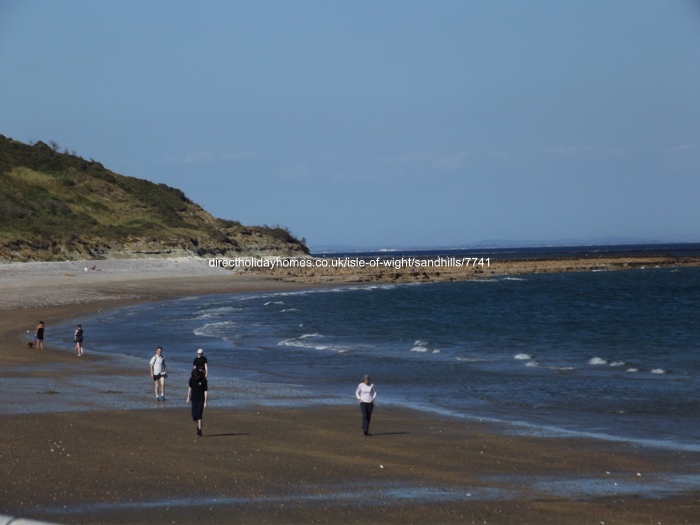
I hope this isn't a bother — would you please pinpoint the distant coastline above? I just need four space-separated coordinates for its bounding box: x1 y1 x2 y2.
310 238 700 254
252 242 700 285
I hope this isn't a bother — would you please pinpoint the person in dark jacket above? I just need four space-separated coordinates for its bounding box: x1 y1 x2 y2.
186 368 208 436
73 324 84 356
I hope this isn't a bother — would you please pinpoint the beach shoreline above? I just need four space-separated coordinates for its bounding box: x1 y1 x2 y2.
2 256 699 524
250 252 700 284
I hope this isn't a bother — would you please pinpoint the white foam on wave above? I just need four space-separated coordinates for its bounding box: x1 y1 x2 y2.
651 368 666 374
626 368 639 373
455 356 493 363
193 321 238 338
275 283 396 298
503 277 526 281
411 339 441 354
609 361 626 367
516 354 575 371
194 306 241 320
278 333 349 353
226 282 399 309
588 357 608 365
281 308 299 313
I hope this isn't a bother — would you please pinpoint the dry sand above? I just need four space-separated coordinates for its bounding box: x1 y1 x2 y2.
1 256 699 524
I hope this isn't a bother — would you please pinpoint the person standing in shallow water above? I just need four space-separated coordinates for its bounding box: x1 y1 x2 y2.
355 374 377 436
73 324 84 356
35 321 45 350
186 368 208 437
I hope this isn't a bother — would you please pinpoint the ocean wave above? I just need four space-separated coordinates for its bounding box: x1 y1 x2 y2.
193 321 238 338
264 283 397 299
278 333 350 353
512 352 577 370
194 306 241 320
455 356 493 363
588 357 608 365
411 340 441 354
526 361 576 371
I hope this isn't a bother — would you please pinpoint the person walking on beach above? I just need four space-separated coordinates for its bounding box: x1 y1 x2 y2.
186 368 208 437
355 374 377 436
149 346 168 401
73 324 84 356
193 348 208 378
35 321 45 350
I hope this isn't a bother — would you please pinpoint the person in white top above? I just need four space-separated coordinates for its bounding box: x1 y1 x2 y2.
149 346 168 401
355 374 377 436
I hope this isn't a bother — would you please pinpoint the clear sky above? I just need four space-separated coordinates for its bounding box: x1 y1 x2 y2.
1 1 699 249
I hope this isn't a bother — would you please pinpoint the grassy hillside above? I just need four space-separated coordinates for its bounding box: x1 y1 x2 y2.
0 135 309 261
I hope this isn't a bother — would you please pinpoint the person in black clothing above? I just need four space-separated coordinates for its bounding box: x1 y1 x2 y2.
193 348 208 378
186 368 208 436
35 321 45 350
73 324 84 356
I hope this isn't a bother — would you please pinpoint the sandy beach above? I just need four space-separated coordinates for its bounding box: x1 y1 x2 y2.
1 257 699 524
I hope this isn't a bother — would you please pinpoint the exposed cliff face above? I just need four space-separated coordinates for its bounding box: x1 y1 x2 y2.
0 136 309 262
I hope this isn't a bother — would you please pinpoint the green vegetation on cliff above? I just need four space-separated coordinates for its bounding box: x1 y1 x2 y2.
0 135 308 261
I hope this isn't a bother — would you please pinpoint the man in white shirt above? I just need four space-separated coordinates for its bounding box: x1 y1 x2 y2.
149 346 168 401
355 374 377 436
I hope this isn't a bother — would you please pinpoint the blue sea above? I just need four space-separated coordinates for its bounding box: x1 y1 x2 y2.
54 246 700 451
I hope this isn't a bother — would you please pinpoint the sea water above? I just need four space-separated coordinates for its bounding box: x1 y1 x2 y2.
53 263 700 450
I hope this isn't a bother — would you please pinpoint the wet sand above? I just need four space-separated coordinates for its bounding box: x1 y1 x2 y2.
4 406 700 525
1 257 699 524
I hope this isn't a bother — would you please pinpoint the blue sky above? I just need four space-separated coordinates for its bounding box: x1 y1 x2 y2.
1 1 699 249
